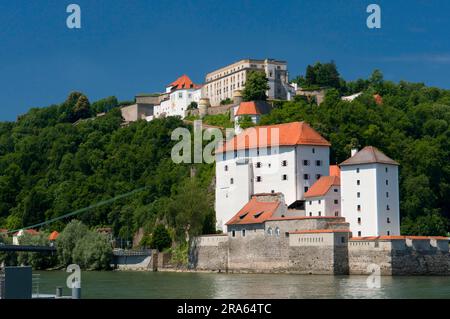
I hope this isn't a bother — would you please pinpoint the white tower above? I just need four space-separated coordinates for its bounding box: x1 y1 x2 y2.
339 146 400 237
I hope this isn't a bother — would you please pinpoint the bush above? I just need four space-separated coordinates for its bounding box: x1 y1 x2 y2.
72 231 112 270
169 243 189 268
56 220 89 266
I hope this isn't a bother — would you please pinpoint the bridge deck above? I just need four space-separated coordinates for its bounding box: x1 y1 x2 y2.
0 244 56 252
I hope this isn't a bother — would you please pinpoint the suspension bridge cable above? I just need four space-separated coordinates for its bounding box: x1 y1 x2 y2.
6 186 148 235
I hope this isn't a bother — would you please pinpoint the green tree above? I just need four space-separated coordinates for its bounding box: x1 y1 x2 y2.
238 115 256 129
56 220 89 266
72 231 112 270
242 71 269 101
150 224 172 251
73 95 92 121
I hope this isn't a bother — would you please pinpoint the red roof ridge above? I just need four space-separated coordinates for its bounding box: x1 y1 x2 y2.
168 74 200 90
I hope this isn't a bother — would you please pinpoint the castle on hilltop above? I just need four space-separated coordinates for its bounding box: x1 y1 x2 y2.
189 122 450 275
119 58 296 124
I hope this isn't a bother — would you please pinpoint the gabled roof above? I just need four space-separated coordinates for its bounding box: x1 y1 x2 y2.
329 165 340 177
236 101 261 116
216 121 330 154
339 146 399 166
167 74 200 90
226 196 280 226
304 176 340 198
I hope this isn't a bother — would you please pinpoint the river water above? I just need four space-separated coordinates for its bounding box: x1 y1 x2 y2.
35 271 450 299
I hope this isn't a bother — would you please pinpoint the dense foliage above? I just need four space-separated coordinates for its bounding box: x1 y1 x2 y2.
0 93 215 250
261 70 450 235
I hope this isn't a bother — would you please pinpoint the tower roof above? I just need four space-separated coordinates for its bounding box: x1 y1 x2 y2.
304 176 340 198
339 146 399 166
216 121 330 153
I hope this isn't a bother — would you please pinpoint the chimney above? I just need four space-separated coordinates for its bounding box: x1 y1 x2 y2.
351 148 358 157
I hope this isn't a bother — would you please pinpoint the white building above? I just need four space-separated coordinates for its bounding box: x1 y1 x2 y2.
204 59 291 106
153 75 202 119
215 121 330 232
339 146 400 237
305 175 341 217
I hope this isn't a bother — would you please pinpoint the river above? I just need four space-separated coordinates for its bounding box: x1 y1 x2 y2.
33 271 450 299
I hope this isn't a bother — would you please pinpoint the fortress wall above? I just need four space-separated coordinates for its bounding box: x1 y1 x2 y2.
227 231 290 272
348 240 394 275
189 235 228 271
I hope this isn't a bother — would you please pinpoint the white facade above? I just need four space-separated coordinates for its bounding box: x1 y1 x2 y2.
340 163 400 237
305 187 341 217
215 144 329 232
153 87 202 119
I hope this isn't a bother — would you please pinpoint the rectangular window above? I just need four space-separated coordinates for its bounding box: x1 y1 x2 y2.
357 192 360 198
303 160 309 166
386 205 390 211
316 160 322 166
387 218 391 224
356 168 360 173
334 199 339 204
385 167 388 173
357 205 361 211
357 180 360 186
178 93 183 98
386 192 389 198
256 176 262 182
224 165 228 171
386 179 389 186
234 150 237 158
267 147 272 155
230 178 234 184
303 174 309 180
256 162 262 168
309 201 312 205
318 211 322 216
316 174 321 180
318 200 321 204
282 174 288 181
245 149 249 157
357 217 361 224
232 230 235 237
282 160 287 167
335 211 339 217
358 231 362 237
242 229 246 237
304 186 309 193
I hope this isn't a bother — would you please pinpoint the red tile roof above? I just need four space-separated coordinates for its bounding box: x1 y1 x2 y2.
168 74 200 90
290 229 351 234
329 165 340 177
236 102 261 116
226 196 280 225
48 231 59 241
304 176 340 198
373 94 383 105
339 146 399 166
13 229 39 236
216 122 330 153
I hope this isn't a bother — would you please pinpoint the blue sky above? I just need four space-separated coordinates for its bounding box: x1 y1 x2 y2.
0 0 449 121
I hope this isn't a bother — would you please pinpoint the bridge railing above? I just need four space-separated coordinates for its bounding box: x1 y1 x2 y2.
112 248 154 256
